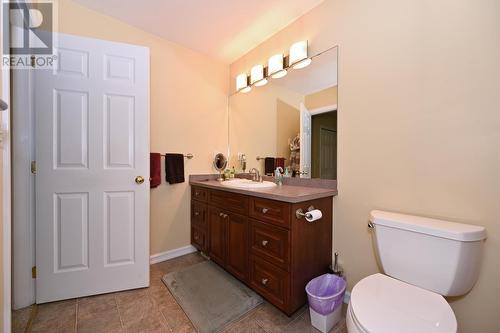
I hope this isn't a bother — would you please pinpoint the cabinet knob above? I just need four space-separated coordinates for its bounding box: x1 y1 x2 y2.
219 212 224 217
194 211 200 216
262 208 269 214
194 235 199 240
195 191 200 196
219 212 228 218
261 278 268 285
262 240 268 246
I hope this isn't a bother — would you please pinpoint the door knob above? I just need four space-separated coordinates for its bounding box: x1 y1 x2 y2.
135 176 145 184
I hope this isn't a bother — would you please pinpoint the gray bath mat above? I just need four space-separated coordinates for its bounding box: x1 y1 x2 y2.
162 260 263 333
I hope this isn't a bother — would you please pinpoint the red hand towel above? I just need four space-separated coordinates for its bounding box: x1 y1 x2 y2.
275 158 285 170
150 153 161 188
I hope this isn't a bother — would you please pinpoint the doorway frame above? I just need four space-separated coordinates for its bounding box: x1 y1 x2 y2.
1 0 12 329
11 68 36 309
309 104 337 116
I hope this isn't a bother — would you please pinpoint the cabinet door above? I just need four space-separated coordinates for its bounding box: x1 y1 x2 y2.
191 226 207 253
226 212 248 282
208 206 226 266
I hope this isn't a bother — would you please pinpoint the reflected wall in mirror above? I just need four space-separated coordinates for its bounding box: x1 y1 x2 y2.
229 46 338 180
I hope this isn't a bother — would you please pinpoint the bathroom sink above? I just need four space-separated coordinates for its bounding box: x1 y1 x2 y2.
221 179 277 189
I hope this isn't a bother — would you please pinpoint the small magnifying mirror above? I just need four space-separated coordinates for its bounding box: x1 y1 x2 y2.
213 153 228 181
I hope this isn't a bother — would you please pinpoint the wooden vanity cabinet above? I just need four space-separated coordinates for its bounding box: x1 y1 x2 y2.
191 186 332 316
191 189 208 253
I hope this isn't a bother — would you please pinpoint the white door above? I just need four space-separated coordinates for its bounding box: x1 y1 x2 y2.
35 34 150 303
300 103 311 178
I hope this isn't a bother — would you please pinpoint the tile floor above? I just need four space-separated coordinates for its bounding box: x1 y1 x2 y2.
12 253 347 333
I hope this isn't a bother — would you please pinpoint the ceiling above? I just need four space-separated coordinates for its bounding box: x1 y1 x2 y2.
73 0 324 64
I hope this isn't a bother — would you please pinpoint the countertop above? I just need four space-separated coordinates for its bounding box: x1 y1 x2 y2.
189 178 337 203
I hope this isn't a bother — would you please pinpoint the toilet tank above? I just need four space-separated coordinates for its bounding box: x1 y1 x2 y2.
370 210 486 296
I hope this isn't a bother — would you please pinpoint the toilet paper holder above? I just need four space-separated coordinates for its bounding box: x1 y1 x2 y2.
295 206 316 220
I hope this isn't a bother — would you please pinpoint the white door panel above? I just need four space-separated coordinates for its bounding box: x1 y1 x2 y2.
104 191 135 266
35 33 150 303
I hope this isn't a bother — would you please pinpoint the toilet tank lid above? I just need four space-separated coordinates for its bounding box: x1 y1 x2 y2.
370 210 486 241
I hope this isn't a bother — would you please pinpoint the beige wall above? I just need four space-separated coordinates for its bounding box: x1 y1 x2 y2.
55 0 229 255
276 100 300 161
229 85 303 173
305 86 338 110
231 0 500 332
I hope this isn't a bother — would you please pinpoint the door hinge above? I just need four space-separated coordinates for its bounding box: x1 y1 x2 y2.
32 266 37 279
31 161 36 175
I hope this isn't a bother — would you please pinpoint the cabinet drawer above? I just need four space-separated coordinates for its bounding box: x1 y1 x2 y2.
191 201 208 229
192 186 208 202
250 220 289 271
191 227 207 252
249 197 290 228
250 256 289 311
209 190 248 215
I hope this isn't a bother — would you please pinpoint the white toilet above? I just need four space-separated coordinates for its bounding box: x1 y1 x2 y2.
346 210 486 333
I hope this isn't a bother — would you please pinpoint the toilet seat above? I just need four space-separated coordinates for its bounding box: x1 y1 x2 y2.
349 274 457 333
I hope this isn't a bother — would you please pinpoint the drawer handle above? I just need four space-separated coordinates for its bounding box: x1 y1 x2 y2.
262 208 269 214
194 211 200 216
261 240 269 246
261 278 268 286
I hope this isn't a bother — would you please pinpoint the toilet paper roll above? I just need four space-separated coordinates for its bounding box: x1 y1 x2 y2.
305 209 322 222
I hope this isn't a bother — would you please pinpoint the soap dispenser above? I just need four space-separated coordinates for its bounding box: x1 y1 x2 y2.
274 167 284 186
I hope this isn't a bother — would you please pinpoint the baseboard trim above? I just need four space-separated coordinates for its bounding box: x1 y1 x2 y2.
343 290 351 304
150 245 197 264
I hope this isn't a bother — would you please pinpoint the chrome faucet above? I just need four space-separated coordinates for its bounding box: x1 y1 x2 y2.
249 168 262 182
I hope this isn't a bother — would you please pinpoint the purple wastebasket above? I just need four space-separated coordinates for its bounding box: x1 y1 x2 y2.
305 274 346 332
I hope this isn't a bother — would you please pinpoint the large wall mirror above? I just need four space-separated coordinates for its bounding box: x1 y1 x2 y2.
228 46 338 180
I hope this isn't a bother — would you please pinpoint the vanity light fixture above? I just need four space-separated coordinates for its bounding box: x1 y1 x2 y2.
268 54 287 79
250 64 268 87
236 73 252 93
289 40 312 69
235 40 313 93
